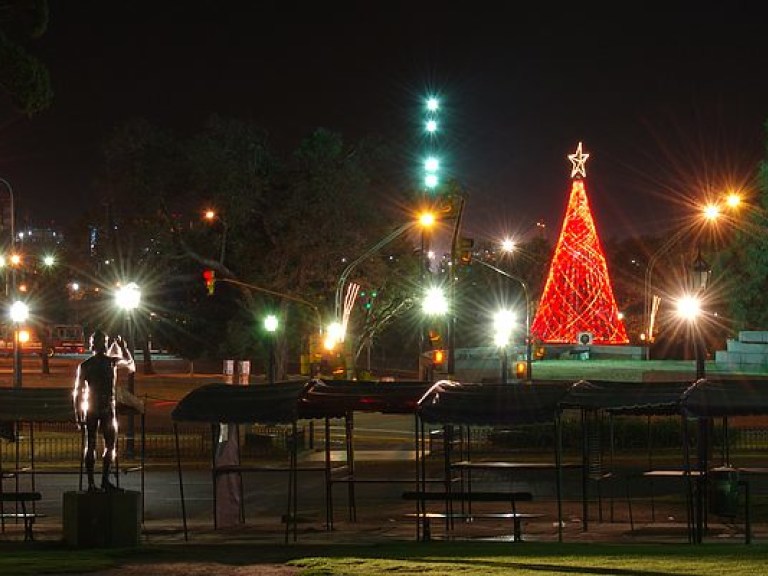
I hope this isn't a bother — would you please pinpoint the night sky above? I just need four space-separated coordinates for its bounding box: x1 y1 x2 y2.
1 1 767 242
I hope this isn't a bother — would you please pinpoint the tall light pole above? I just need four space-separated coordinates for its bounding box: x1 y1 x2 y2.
115 282 141 457
10 300 28 388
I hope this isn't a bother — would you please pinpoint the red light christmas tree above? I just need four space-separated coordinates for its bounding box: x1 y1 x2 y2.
530 142 628 344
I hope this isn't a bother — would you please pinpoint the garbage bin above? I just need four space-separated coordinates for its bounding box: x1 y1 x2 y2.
709 467 740 517
237 360 251 385
223 359 235 384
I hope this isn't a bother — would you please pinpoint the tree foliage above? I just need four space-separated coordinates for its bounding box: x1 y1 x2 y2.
723 124 768 331
0 0 52 115
92 115 417 376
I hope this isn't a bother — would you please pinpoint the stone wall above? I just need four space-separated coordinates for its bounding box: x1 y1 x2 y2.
714 331 768 372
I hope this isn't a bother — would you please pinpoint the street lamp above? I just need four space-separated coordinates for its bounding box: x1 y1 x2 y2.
422 286 448 381
115 281 141 456
422 286 448 317
493 310 515 384
203 209 228 264
644 195 741 356
689 248 711 380
9 299 28 388
264 314 278 384
476 258 533 382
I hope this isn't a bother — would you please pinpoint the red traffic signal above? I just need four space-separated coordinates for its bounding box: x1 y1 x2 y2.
202 269 216 296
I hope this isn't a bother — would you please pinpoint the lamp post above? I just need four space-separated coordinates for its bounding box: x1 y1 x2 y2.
10 300 28 388
690 248 711 380
204 209 228 264
422 286 448 381
475 259 533 381
493 310 515 384
264 314 278 384
115 282 141 457
676 249 712 545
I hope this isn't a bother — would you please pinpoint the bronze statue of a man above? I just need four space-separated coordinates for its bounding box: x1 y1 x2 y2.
73 330 135 491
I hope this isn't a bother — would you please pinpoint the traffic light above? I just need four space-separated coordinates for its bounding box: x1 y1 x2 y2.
458 237 474 265
432 349 445 370
202 269 216 296
359 289 378 310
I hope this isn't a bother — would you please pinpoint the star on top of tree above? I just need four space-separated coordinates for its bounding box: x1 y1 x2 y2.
568 141 589 178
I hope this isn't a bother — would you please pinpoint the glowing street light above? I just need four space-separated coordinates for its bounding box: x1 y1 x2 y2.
426 97 439 112
419 211 435 229
675 294 702 322
493 309 515 384
324 321 344 351
264 314 279 384
702 203 720 221
422 286 448 316
493 310 515 346
500 238 516 253
115 281 141 456
10 299 29 389
725 193 742 209
115 282 142 312
676 291 707 381
643 202 725 359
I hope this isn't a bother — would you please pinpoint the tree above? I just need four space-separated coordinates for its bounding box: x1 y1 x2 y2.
0 0 52 115
723 125 768 330
96 115 413 379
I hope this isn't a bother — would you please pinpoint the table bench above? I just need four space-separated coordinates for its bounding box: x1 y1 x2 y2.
0 491 42 541
404 511 543 541
402 491 536 541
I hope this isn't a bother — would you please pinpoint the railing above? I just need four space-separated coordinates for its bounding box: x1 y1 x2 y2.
0 423 302 462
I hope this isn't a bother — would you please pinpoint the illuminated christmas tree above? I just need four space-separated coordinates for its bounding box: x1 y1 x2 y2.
530 142 628 344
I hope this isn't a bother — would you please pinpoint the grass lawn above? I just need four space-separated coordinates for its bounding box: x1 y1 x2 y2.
2 542 768 575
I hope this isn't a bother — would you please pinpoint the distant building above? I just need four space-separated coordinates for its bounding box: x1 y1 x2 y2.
16 226 65 249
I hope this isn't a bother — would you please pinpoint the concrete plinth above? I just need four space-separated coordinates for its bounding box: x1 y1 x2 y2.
63 490 141 547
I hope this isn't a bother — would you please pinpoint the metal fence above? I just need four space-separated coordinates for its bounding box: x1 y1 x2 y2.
0 423 302 463
2 421 767 463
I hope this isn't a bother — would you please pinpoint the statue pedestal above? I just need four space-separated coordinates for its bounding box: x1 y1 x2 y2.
63 490 141 547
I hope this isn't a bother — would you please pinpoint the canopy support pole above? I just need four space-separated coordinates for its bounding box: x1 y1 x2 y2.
173 423 188 541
